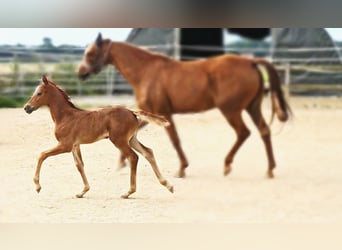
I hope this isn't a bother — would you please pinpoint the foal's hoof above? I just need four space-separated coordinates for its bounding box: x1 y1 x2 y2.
168 185 174 193
33 178 41 193
224 165 232 176
117 162 127 170
35 185 41 193
75 194 84 198
121 194 130 199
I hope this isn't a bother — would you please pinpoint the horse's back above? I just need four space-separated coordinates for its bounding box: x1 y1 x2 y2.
199 55 262 110
137 53 262 114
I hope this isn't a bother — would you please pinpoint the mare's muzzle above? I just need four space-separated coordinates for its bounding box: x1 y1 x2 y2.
78 72 90 81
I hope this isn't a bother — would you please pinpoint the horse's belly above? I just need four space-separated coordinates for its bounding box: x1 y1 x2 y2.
171 93 214 113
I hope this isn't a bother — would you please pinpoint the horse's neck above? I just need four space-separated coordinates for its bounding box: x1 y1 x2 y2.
110 42 160 85
47 89 78 124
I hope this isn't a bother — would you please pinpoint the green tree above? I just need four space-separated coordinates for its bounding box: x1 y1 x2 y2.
41 37 55 49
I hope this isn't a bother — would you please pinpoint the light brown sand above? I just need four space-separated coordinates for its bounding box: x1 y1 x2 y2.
0 96 341 223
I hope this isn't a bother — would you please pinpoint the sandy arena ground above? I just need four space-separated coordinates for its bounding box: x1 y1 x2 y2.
0 95 342 223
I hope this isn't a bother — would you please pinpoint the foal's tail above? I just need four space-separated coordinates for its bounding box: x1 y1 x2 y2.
132 110 170 127
255 59 292 124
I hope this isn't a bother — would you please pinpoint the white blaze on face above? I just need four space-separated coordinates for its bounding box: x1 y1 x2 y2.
79 44 95 71
33 85 42 97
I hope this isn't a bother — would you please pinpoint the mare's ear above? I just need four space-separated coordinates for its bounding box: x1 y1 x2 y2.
95 33 103 48
42 75 49 85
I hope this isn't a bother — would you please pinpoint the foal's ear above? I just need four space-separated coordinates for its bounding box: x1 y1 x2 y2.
95 33 103 48
42 75 49 85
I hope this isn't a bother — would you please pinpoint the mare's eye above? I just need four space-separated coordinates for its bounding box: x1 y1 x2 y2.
37 92 42 96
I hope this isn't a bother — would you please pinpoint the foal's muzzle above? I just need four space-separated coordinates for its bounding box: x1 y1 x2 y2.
24 104 35 114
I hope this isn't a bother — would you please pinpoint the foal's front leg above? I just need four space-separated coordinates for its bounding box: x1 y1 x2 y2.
72 145 90 198
33 144 70 193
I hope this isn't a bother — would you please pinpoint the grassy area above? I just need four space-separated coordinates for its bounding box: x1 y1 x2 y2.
0 96 27 108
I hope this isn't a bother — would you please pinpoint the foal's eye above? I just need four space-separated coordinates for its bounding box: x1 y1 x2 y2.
37 92 42 96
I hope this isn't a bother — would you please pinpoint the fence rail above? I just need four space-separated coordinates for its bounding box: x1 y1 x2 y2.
1 44 342 98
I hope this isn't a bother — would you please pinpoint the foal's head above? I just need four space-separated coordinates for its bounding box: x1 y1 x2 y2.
24 75 52 114
78 33 111 80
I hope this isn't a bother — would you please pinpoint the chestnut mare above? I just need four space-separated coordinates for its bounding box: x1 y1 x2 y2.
24 76 173 199
78 33 291 178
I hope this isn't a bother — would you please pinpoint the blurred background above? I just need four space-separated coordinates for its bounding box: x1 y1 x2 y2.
0 28 342 107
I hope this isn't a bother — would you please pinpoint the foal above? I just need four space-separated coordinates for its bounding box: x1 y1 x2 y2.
24 76 173 198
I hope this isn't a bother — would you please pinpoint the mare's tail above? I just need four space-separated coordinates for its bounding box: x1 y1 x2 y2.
255 59 292 124
132 110 170 127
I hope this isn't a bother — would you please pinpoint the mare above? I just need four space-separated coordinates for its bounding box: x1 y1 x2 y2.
78 33 291 178
24 75 173 198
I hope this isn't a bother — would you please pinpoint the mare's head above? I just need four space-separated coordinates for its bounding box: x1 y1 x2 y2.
78 33 110 80
24 75 51 114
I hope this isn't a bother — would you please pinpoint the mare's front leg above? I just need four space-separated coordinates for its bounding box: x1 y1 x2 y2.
72 145 90 198
33 143 71 193
164 115 188 178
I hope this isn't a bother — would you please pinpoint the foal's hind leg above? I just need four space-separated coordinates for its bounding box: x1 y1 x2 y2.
117 120 148 169
220 111 251 176
129 135 174 193
111 137 139 199
247 102 276 178
72 145 90 198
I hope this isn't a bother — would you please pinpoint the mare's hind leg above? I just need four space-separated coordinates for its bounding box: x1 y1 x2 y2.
72 145 90 198
220 111 250 176
110 137 139 199
129 135 174 193
247 102 276 178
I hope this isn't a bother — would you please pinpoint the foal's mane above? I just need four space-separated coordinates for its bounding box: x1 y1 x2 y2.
46 79 83 111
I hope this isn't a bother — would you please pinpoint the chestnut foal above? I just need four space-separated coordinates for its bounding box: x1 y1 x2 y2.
24 76 173 199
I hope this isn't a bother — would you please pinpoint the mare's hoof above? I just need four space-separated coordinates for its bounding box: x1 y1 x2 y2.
224 165 232 176
267 170 275 179
176 169 186 178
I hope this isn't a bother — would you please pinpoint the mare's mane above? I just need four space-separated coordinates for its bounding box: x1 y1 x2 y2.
114 40 171 62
